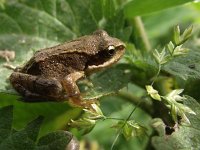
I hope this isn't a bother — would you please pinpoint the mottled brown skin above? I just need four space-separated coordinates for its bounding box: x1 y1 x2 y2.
9 30 125 107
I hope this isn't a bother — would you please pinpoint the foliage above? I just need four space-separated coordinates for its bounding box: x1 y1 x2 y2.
152 96 200 150
146 26 196 124
0 0 200 150
124 0 194 18
112 120 147 140
0 105 76 150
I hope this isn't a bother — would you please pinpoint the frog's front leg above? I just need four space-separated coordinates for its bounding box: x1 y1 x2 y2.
61 71 88 107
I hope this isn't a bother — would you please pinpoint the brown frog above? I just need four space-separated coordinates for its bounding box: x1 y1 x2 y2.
9 30 125 107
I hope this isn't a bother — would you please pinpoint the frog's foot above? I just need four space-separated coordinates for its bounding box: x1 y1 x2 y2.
68 96 98 109
3 63 16 70
81 99 99 111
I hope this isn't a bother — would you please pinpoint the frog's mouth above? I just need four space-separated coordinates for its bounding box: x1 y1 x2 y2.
86 45 125 74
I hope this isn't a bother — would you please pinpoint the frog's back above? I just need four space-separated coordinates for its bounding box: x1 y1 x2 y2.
33 35 100 63
20 47 89 78
18 30 110 77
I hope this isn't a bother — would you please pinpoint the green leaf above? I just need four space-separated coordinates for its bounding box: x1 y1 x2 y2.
174 25 193 45
0 0 5 9
146 85 161 101
80 64 132 100
174 25 181 45
68 104 105 135
143 5 198 40
171 104 178 122
124 0 193 18
0 105 43 150
163 90 196 123
0 92 82 138
37 131 73 150
163 50 200 80
183 96 200 128
153 48 170 65
0 105 75 150
83 104 105 120
23 116 44 142
181 25 193 42
167 41 175 55
0 105 13 143
164 89 185 102
69 118 96 135
103 0 115 19
112 120 147 140
153 49 162 64
173 45 189 56
152 97 200 150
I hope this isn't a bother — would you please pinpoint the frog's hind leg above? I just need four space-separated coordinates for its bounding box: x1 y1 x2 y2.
9 72 64 102
14 84 48 102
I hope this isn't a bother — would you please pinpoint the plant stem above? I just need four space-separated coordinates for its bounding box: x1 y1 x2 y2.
151 64 161 86
104 117 125 121
111 101 141 150
130 16 151 52
118 91 153 115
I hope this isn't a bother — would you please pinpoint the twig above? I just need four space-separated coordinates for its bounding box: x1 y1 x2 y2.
111 101 141 150
130 16 151 52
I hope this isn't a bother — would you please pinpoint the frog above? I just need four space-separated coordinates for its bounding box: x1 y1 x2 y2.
9 30 125 107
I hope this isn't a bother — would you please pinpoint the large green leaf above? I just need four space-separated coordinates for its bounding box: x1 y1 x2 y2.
0 105 76 150
143 3 200 42
152 96 200 150
0 106 13 143
37 131 74 150
81 64 132 100
163 50 200 80
0 93 82 136
124 0 194 18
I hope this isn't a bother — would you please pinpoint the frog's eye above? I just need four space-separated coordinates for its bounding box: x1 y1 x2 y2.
107 45 115 55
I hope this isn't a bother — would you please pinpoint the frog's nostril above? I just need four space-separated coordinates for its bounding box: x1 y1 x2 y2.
118 45 125 50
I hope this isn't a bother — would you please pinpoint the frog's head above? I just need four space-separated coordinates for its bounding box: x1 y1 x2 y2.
85 30 125 74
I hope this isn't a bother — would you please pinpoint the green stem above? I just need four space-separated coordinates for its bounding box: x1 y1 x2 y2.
151 64 161 86
111 101 141 150
118 91 153 115
104 117 125 121
130 16 151 52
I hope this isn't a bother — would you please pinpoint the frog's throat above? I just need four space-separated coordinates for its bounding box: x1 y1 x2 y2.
86 49 125 73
